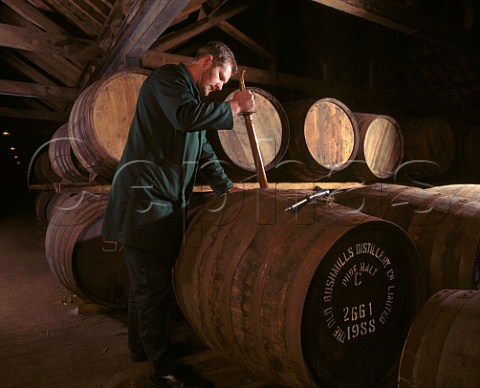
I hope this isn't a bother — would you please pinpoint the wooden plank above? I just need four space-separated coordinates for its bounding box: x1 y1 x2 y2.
0 79 78 100
1 50 67 112
0 22 103 60
2 0 66 33
0 6 84 86
44 0 107 36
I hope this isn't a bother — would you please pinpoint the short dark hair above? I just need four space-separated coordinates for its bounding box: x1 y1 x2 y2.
195 41 238 75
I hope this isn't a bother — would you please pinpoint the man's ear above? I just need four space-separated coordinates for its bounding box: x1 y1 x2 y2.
200 54 214 68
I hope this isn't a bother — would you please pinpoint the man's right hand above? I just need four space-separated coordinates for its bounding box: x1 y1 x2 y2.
229 90 255 115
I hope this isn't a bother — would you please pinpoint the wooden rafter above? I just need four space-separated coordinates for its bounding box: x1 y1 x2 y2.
0 23 103 60
88 0 192 81
0 79 78 100
310 0 478 52
146 1 255 54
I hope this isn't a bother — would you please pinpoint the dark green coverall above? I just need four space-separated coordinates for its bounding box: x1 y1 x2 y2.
102 63 233 380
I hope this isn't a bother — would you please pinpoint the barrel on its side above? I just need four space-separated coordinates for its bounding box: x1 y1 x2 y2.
207 87 289 180
49 123 90 182
175 189 425 388
45 192 129 307
34 151 60 184
398 117 455 181
45 192 77 224
33 190 56 228
398 289 480 387
333 183 480 294
345 113 403 181
69 69 150 180
426 183 480 202
281 98 359 182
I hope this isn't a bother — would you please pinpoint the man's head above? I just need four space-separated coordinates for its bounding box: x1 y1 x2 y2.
194 41 238 74
191 41 238 96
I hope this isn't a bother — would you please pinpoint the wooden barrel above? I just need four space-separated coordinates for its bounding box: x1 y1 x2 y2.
69 69 150 180
398 289 480 387
175 189 425 388
345 113 403 181
45 192 77 224
34 151 60 184
33 190 56 228
45 192 129 307
397 117 455 181
280 98 359 182
207 87 289 180
426 184 480 201
48 123 90 182
333 183 480 294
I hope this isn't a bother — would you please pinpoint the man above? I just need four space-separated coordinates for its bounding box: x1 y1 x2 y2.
102 41 254 387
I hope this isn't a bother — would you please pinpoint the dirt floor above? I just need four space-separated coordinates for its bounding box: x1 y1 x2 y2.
0 208 279 388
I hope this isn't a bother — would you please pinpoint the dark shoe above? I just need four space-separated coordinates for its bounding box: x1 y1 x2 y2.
149 367 213 388
128 348 148 362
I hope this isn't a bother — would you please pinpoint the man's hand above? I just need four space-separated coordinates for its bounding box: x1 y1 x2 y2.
228 186 245 193
229 90 255 115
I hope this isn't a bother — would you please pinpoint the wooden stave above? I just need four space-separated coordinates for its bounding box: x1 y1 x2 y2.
49 123 90 182
33 190 56 228
34 151 60 184
398 289 480 387
175 189 425 388
426 183 480 202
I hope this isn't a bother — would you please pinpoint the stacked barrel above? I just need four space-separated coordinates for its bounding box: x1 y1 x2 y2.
208 87 456 185
39 69 149 308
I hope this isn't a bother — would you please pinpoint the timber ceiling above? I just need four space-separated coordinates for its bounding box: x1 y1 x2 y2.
1 0 479 178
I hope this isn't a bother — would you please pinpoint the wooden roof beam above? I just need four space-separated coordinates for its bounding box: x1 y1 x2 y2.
0 22 103 60
310 0 478 52
0 79 78 100
217 20 273 62
89 0 192 81
145 0 255 55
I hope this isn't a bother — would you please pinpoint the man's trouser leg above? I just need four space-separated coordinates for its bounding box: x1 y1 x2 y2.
124 245 176 379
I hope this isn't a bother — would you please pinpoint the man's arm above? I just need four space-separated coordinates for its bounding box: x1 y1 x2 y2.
198 140 233 196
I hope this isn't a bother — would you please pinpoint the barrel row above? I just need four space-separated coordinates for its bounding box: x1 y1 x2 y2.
207 94 456 184
51 68 458 185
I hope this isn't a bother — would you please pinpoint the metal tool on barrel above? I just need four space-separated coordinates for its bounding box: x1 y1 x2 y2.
284 186 331 212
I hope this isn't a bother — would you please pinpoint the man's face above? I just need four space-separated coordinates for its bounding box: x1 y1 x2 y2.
198 62 233 97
